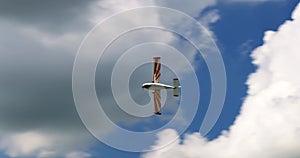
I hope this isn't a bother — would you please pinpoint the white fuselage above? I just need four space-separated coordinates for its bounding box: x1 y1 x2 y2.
142 82 174 91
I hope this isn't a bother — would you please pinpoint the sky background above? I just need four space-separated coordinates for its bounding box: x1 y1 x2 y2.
0 0 300 158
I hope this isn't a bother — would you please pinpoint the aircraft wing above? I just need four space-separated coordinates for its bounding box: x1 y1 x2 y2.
152 57 161 83
153 89 161 115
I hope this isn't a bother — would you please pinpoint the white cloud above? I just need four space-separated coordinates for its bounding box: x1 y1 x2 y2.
199 9 220 27
154 0 217 17
65 151 91 158
0 132 52 157
143 2 300 158
0 131 92 158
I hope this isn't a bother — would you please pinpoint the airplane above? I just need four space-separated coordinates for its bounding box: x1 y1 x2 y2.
142 57 181 115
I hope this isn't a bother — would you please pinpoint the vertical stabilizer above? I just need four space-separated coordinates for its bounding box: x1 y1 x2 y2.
173 78 179 97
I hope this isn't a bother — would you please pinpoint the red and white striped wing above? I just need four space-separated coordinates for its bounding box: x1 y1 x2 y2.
153 57 161 83
153 90 161 115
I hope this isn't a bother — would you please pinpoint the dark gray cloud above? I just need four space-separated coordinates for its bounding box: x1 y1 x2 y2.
0 19 93 156
0 63 79 132
0 15 174 140
0 0 99 33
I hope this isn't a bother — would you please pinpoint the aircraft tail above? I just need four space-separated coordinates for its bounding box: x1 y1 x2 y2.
173 78 179 97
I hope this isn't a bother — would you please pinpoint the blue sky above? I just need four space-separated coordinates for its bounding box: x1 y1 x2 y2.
0 0 300 158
